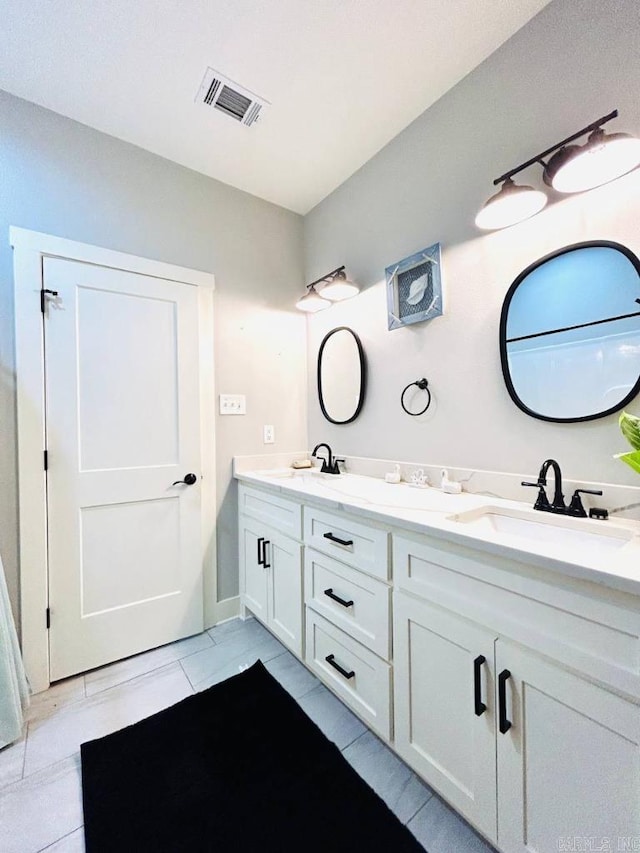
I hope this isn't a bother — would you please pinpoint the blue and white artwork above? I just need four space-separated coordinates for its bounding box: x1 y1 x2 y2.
386 243 443 331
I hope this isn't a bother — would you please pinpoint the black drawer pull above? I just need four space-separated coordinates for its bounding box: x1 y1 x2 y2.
323 532 354 547
325 654 355 680
262 540 271 570
257 537 265 566
498 669 512 734
324 588 354 608
474 655 487 717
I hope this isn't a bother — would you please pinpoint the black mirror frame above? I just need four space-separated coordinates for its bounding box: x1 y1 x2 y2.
499 240 640 424
317 326 367 425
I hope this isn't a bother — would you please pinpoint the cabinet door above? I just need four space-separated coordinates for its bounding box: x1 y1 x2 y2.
394 592 498 842
496 640 640 853
239 516 268 621
267 529 303 655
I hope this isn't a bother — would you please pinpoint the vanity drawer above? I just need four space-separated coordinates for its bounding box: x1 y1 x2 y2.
303 506 389 580
305 610 392 740
304 548 391 659
238 484 302 539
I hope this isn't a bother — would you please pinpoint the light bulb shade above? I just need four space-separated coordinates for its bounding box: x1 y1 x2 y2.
545 130 640 193
475 179 547 230
295 284 330 313
321 272 360 301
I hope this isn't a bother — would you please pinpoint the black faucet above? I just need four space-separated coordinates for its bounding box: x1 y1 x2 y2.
541 458 565 513
522 459 602 517
312 443 343 475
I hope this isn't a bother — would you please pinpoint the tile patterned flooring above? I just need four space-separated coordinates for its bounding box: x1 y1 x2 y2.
0 617 496 853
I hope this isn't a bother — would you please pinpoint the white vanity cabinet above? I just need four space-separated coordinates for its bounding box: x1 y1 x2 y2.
237 473 640 853
393 532 640 851
302 505 393 740
238 485 303 655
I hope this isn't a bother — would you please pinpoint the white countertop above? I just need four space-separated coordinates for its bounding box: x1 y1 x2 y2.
235 468 640 598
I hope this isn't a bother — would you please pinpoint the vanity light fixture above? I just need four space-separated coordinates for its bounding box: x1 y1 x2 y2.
296 265 360 311
476 110 640 231
295 283 330 313
544 125 640 194
475 178 547 230
320 267 360 301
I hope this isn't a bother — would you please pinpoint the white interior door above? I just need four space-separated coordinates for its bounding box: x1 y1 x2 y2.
44 257 204 681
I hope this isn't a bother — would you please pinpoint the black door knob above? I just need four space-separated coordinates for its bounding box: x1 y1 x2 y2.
172 473 198 486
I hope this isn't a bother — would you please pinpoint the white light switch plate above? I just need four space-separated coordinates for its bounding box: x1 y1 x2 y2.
263 425 275 444
219 394 246 415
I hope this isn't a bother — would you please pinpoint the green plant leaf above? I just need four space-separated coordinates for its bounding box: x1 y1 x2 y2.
619 411 640 451
614 450 640 474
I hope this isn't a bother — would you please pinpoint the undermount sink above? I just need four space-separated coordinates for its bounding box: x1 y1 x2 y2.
259 468 327 479
448 506 637 555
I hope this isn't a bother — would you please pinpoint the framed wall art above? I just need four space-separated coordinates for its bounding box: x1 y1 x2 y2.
386 242 443 330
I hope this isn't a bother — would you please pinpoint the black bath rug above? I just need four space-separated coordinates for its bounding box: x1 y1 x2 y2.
81 660 423 852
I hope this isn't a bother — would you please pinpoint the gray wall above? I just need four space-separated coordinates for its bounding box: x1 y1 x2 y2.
3 0 640 633
0 90 307 626
304 0 640 488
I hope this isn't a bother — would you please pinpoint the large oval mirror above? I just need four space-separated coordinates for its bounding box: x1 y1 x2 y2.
500 241 640 422
317 326 366 424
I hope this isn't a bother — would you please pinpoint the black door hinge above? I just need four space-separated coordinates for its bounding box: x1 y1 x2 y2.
40 289 59 314
44 450 49 471
46 607 51 629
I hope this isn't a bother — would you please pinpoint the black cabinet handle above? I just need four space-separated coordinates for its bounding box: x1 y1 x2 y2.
262 540 271 569
498 669 512 734
257 537 265 567
323 532 354 547
325 654 355 680
323 588 354 608
474 655 487 717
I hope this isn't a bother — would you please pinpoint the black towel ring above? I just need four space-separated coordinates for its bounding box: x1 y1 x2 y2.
401 378 432 417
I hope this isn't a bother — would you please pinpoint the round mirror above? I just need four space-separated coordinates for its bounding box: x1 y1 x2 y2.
500 241 640 422
317 327 366 424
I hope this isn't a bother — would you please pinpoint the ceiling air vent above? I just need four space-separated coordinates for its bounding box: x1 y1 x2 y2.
196 68 269 128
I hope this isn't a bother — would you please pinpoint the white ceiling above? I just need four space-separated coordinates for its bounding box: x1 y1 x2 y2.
0 0 552 213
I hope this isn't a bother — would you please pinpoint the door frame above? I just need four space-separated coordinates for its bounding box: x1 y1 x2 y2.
12 227 217 693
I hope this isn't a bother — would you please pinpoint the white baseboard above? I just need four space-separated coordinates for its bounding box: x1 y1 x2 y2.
208 595 240 628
